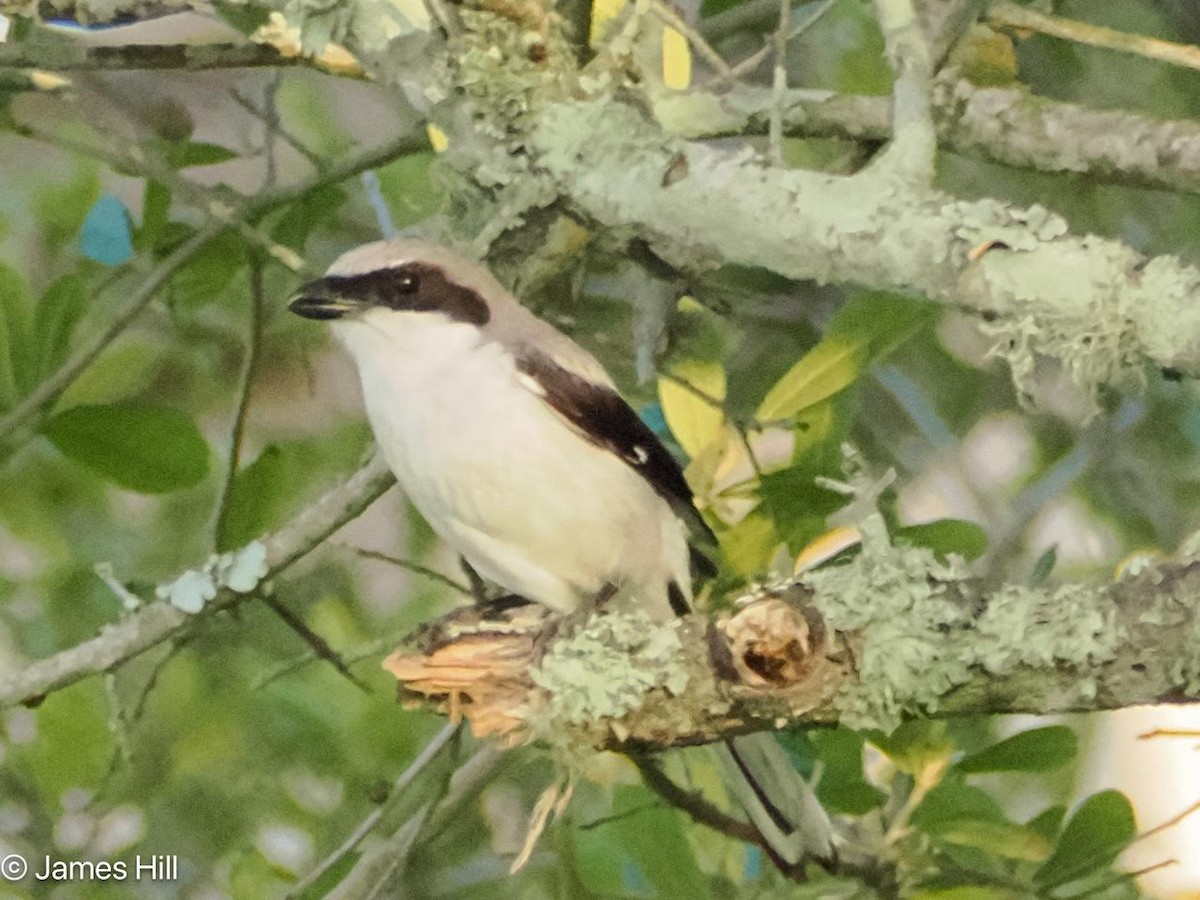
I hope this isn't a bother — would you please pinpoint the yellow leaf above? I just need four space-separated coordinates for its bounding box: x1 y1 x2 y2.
662 26 692 90
658 360 726 459
794 526 862 572
722 511 780 577
756 336 865 423
426 123 449 153
590 0 628 45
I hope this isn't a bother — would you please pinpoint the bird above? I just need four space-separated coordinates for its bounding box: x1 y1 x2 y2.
289 236 834 868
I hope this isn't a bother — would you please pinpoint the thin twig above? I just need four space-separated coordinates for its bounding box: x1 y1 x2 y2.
0 126 430 456
289 722 460 898
647 0 733 78
423 0 462 37
698 0 779 42
882 754 949 846
926 0 987 70
230 88 326 170
255 630 407 690
1139 728 1200 740
325 744 506 900
93 637 191 800
657 370 765 476
721 0 837 83
16 121 307 272
263 74 282 189
1130 797 1200 845
259 592 372 693
350 547 472 595
631 756 761 844
768 0 790 165
213 254 266 551
0 455 396 709
990 0 1200 72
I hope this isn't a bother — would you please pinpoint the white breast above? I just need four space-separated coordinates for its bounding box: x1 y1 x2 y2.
331 309 691 617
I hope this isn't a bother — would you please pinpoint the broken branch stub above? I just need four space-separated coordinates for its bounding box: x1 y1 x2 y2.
381 588 852 750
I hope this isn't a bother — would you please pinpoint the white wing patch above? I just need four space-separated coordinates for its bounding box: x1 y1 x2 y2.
516 371 547 397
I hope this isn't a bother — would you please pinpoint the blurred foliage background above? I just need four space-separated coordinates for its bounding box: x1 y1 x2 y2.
1 0 1200 897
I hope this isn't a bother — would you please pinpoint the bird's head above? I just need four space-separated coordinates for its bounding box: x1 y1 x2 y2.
288 238 495 328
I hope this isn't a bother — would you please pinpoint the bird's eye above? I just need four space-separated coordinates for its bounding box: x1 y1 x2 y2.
396 271 420 294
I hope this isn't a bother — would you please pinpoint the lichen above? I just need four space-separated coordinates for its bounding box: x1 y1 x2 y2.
802 523 1121 730
1138 567 1200 695
529 611 690 726
155 541 269 614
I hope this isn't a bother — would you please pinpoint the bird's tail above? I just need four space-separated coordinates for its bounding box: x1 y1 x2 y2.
712 733 834 867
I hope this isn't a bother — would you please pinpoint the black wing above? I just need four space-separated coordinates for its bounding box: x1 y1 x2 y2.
517 351 717 552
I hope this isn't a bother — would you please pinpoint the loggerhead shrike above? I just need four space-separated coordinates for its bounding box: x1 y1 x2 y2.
289 237 833 866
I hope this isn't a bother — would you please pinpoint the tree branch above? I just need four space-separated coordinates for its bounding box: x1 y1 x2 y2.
525 94 1200 409
0 41 330 74
0 455 396 709
653 77 1200 195
989 0 1200 73
384 534 1200 748
872 0 937 184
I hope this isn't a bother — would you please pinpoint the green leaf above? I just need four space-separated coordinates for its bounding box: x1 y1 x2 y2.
211 0 272 34
1026 805 1067 841
911 889 1029 900
756 334 865 423
870 721 954 777
756 292 935 422
34 273 88 379
911 775 1007 834
374 151 446 230
937 820 1052 862
1031 545 1058 584
658 359 726 458
58 340 159 407
807 728 887 815
168 229 246 308
955 726 1077 774
217 444 288 552
138 180 173 251
1034 791 1135 888
719 509 781 577
271 185 349 253
895 519 988 562
172 141 238 169
42 403 210 493
575 785 712 899
34 165 101 257
0 261 31 408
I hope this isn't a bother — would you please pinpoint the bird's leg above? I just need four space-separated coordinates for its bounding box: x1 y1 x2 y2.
592 582 618 608
459 557 537 616
460 557 491 606
482 594 536 613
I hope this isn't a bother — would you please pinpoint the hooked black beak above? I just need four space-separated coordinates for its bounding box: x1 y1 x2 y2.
288 278 361 321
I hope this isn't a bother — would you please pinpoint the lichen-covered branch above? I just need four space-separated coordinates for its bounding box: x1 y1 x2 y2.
385 534 1200 749
524 94 1200 410
0 456 396 709
872 0 936 184
652 78 1200 196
